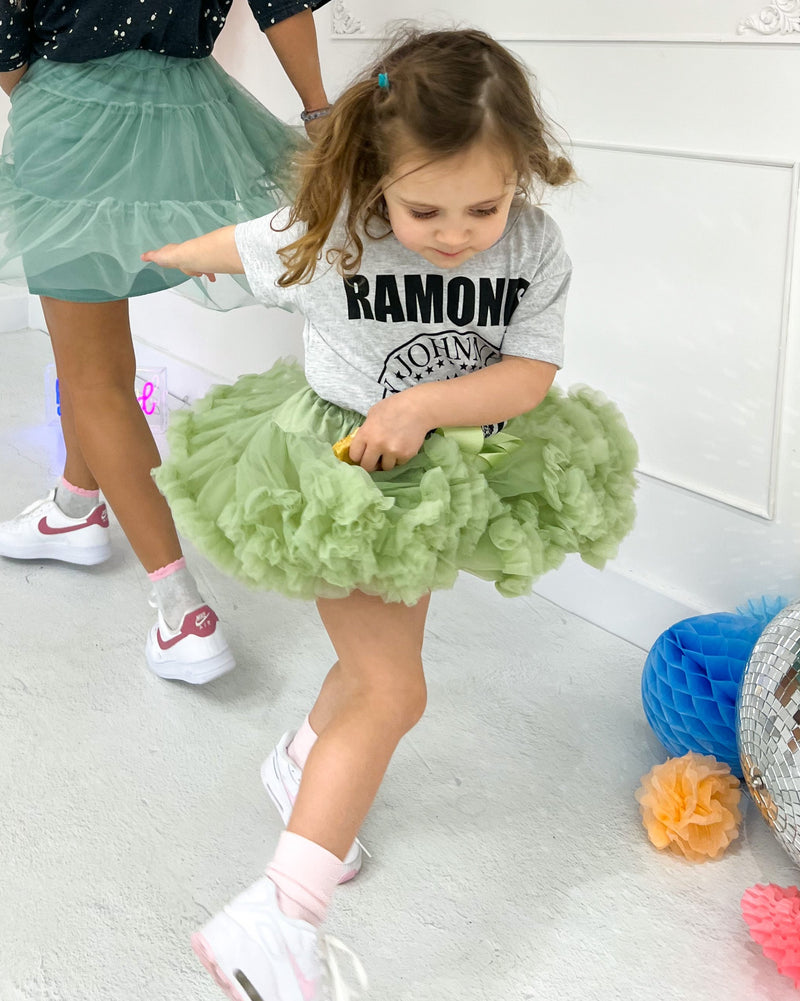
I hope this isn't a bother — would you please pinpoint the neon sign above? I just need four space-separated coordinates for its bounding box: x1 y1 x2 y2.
44 364 168 432
138 379 157 416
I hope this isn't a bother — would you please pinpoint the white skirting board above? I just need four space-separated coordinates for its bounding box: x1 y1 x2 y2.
531 558 701 652
0 289 31 333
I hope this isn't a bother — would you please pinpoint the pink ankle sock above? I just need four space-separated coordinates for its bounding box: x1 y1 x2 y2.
267 831 341 927
147 556 187 582
288 715 318 770
59 476 99 499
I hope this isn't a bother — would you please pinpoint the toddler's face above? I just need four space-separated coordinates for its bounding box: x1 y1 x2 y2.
382 143 517 269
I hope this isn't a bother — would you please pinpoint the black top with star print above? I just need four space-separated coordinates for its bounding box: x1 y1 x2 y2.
0 0 331 72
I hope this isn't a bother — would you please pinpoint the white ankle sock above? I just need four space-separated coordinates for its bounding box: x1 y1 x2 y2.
54 477 99 519
288 716 318 769
148 558 204 631
267 831 341 927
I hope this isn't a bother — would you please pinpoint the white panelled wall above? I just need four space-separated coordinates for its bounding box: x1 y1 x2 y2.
5 0 800 648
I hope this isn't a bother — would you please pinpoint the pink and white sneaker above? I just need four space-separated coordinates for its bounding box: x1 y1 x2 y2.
0 491 111 565
145 603 235 684
193 876 368 1001
261 732 364 884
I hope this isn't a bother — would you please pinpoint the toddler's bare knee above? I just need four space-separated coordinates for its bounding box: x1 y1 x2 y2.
367 670 427 735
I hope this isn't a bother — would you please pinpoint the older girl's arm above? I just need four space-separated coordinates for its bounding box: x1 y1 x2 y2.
263 9 329 125
0 65 27 96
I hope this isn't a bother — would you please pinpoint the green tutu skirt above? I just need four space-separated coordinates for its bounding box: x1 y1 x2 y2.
154 360 639 605
0 51 302 303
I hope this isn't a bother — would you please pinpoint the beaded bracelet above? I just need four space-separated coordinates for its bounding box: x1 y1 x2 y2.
300 106 332 123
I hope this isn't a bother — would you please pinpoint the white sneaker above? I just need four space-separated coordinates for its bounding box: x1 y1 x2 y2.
192 876 368 1001
261 732 364 884
0 491 111 565
145 604 235 684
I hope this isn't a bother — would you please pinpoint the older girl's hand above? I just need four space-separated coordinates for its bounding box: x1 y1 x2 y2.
347 394 431 473
0 65 27 97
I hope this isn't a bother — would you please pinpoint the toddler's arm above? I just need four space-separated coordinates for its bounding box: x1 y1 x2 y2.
349 356 557 472
408 355 557 429
141 225 243 281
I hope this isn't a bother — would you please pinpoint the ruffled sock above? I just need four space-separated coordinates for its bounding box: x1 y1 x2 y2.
54 477 99 519
148 557 204 631
267 830 341 927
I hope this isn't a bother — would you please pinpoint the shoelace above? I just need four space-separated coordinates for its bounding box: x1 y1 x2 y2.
319 935 369 1000
20 495 49 517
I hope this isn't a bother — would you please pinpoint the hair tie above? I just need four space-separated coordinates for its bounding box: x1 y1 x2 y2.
377 72 390 90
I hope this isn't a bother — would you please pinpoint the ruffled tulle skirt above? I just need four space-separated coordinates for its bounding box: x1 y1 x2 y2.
154 360 639 605
0 51 302 302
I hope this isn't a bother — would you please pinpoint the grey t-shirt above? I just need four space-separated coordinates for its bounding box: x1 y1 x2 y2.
234 202 571 417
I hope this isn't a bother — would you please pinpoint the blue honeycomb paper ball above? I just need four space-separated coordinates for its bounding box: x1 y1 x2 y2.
641 608 780 777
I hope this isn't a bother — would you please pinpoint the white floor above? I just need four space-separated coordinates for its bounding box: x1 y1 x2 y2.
1 326 797 1001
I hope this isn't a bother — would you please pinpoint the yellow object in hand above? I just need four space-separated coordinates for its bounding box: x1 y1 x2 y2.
332 430 358 464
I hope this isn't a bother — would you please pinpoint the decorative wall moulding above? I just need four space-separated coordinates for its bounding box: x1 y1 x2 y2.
738 0 800 35
331 0 800 44
331 0 364 36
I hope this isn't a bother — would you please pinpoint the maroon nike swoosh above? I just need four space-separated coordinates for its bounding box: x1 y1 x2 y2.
38 504 108 535
157 605 218 650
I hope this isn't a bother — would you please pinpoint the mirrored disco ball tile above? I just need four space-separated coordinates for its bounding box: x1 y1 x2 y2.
737 600 800 866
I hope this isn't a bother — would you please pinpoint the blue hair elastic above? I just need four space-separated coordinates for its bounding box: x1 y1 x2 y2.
377 72 389 90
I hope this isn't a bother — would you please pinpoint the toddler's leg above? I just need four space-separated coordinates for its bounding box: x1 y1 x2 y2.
193 590 428 998
262 671 364 884
287 589 430 862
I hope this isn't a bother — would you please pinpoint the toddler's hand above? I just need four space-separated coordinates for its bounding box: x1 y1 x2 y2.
141 244 217 282
347 395 430 473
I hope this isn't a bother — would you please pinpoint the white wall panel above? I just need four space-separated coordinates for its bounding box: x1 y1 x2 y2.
548 145 795 517
510 44 800 162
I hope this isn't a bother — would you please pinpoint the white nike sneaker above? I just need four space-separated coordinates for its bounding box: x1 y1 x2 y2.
145 603 236 684
192 876 368 1001
262 732 364 884
0 490 111 565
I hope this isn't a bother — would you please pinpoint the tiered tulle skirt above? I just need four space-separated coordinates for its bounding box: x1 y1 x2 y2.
154 360 639 605
0 51 301 302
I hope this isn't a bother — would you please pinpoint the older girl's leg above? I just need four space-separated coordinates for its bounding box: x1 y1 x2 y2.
43 296 182 571
39 296 233 681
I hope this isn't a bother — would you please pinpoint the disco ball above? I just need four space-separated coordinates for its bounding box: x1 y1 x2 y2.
737 598 800 867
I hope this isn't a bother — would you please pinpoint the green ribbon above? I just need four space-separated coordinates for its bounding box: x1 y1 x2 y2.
437 426 521 469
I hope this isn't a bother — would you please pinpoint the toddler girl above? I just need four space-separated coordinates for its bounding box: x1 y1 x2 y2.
144 25 638 999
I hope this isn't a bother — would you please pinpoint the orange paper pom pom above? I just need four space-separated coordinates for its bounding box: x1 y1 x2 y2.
741 884 800 988
635 751 742 862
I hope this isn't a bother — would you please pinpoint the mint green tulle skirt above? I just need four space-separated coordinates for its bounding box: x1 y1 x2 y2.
154 360 639 605
0 51 302 303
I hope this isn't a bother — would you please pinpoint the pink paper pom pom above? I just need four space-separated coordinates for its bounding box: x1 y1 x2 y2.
741 884 800 988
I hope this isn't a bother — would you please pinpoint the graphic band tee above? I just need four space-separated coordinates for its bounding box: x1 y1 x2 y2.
234 202 571 418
